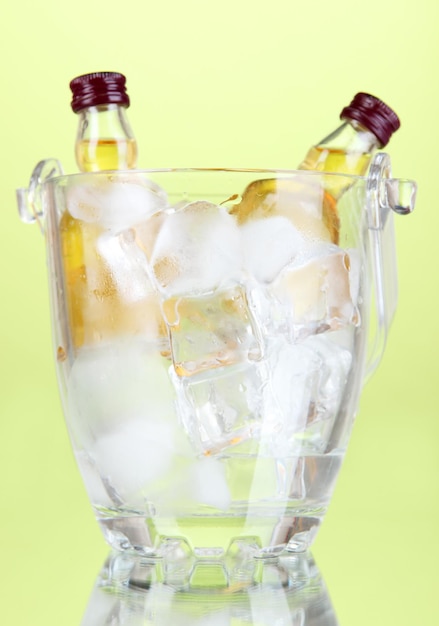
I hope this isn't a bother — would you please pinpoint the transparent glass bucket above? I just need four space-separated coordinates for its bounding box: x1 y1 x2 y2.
17 156 416 565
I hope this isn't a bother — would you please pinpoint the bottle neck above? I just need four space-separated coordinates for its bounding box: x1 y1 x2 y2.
317 120 381 154
298 120 381 181
75 104 138 172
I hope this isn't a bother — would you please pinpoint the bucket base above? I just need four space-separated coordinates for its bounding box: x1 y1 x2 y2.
97 509 326 588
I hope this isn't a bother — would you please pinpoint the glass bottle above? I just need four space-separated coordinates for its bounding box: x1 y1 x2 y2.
70 71 138 171
232 93 400 244
61 72 161 352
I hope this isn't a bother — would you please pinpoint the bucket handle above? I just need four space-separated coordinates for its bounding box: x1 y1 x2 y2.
365 152 416 378
16 158 64 234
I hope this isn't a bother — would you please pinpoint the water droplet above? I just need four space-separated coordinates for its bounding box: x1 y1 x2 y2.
57 346 67 362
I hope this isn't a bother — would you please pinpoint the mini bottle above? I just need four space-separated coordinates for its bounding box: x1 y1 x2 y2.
61 72 164 352
232 93 400 244
70 71 138 171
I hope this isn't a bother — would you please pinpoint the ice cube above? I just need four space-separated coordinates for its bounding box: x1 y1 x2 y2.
66 175 168 233
75 226 167 344
240 215 306 283
67 341 176 449
149 455 231 513
96 229 153 303
133 209 167 260
304 333 352 425
272 243 360 336
173 361 270 455
163 285 263 378
266 333 352 454
186 458 231 511
231 176 338 243
150 200 242 296
91 417 177 502
245 281 292 340
265 339 323 447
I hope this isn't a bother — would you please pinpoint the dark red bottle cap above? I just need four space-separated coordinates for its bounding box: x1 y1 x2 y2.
340 92 400 147
70 72 130 113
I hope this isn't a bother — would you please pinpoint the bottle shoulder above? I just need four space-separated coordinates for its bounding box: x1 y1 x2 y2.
77 105 135 139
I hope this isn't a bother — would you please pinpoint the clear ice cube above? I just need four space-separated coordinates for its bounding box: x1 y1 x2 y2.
263 333 352 454
150 200 242 296
304 333 352 426
163 285 263 378
66 175 168 233
173 361 273 456
272 243 361 337
96 229 153 303
169 312 352 458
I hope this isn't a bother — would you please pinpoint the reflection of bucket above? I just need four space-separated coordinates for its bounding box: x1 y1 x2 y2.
17 158 416 564
80 551 338 624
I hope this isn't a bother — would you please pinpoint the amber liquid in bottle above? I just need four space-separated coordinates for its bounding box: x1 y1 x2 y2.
62 138 125 350
231 140 373 245
75 138 138 172
61 137 165 351
230 176 340 243
299 145 372 198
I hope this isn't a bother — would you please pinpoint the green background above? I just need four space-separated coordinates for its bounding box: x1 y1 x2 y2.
1 0 438 623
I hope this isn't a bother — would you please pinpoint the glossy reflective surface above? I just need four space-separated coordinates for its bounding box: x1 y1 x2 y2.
80 550 338 625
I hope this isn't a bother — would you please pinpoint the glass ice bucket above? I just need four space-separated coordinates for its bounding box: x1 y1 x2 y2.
17 155 416 562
